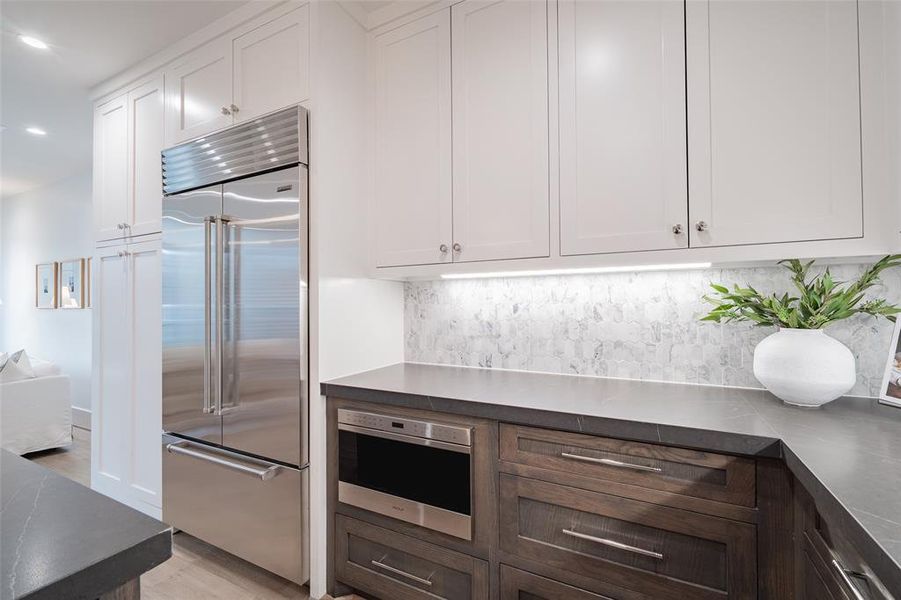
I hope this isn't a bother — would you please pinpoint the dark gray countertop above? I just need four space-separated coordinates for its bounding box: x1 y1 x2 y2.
323 362 901 595
0 451 172 600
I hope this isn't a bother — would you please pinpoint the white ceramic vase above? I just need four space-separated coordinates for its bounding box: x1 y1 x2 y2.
752 328 856 407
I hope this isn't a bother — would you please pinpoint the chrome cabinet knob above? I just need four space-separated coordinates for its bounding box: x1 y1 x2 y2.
117 250 130 258
117 223 124 230
695 221 709 232
672 224 683 235
230 104 239 113
221 106 231 116
439 244 448 253
452 242 462 252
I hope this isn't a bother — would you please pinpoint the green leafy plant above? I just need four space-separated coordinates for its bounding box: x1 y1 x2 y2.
701 255 901 329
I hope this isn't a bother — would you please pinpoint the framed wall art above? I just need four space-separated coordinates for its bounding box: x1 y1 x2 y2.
879 318 901 408
35 262 58 309
58 258 86 309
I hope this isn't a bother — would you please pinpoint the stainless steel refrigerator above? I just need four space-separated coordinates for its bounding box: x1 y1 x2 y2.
160 106 308 584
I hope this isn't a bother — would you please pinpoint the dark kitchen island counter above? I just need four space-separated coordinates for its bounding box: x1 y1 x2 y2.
0 450 171 600
323 361 901 596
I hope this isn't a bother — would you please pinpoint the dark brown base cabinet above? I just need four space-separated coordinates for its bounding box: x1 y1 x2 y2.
327 397 894 600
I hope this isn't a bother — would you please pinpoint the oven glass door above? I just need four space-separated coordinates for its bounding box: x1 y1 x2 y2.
338 427 471 517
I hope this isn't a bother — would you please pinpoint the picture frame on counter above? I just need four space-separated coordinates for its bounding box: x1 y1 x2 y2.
35 262 58 309
58 258 86 309
880 318 901 408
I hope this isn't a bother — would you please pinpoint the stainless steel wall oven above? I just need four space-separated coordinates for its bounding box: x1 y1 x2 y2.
337 409 473 540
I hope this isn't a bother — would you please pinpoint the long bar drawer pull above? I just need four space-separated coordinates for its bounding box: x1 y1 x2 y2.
562 529 664 560
166 443 281 481
371 556 434 587
561 452 663 473
830 558 868 600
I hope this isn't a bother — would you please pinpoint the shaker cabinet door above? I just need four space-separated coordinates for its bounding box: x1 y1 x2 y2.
451 0 549 263
558 0 688 256
687 0 863 247
94 95 129 242
233 5 310 122
165 37 233 145
373 10 453 268
127 75 165 237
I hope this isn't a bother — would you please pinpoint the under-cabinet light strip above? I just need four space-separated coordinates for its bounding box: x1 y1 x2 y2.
440 262 713 280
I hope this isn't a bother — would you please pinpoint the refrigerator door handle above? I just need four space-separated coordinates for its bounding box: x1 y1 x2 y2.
203 216 215 415
166 441 282 481
214 216 229 416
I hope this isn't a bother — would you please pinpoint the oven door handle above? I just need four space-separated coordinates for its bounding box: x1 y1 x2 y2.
338 423 471 454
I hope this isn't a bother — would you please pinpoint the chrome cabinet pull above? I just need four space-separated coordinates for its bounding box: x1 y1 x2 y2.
220 106 231 116
439 244 448 253
166 442 281 480
230 104 239 114
561 452 662 473
371 555 434 587
562 528 664 560
452 242 462 252
203 217 214 415
830 559 868 600
672 224 684 235
695 220 709 232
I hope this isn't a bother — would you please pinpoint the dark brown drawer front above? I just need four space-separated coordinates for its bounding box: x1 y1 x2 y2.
501 565 646 600
500 424 756 507
336 515 489 600
499 474 757 600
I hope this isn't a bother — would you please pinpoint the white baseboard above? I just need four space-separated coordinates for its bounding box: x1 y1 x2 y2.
72 406 91 430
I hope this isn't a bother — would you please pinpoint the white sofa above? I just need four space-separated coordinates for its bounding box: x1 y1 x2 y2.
1 357 73 455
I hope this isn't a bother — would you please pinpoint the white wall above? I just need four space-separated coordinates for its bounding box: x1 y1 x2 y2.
307 2 405 597
0 171 93 415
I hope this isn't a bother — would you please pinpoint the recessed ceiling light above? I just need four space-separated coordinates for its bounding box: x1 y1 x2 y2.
19 35 48 50
26 127 47 136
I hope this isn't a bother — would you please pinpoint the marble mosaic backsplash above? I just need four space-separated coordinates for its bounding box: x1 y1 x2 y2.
404 263 901 398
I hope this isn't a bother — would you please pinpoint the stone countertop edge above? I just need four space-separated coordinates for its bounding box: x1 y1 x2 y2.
321 362 901 597
1 451 173 600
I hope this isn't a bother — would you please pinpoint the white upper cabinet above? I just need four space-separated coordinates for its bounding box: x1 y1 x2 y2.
559 0 687 256
127 75 164 237
686 0 863 247
165 37 234 145
373 10 453 267
94 95 129 241
233 5 310 122
165 7 310 145
451 0 549 262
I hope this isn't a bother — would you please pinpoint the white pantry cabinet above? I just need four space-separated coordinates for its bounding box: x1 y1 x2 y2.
166 5 310 145
451 0 549 263
373 10 453 267
92 238 162 518
127 75 165 238
93 94 129 242
93 75 164 243
558 0 687 256
686 0 863 247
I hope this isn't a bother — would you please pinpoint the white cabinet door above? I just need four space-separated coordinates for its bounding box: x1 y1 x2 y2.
92 245 130 500
233 5 310 121
165 37 233 144
128 239 162 512
93 95 129 242
128 75 164 237
559 0 687 256
451 0 549 262
687 0 862 247
373 10 453 267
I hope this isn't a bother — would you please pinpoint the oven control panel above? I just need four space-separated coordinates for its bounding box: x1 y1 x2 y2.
338 409 472 447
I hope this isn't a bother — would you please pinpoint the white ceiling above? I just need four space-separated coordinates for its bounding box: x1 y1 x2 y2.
1 0 247 199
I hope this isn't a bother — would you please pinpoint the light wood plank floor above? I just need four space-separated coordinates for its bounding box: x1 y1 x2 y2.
29 428 311 600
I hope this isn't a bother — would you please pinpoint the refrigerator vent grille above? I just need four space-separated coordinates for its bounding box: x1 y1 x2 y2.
162 105 308 195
